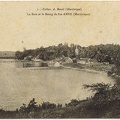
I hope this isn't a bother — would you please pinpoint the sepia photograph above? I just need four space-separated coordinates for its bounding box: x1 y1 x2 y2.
0 1 120 118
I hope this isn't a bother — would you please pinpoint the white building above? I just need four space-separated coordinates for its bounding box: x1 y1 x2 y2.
75 46 79 56
54 62 61 67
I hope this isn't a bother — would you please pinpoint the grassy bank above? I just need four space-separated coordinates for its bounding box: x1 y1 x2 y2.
63 63 114 73
1 100 120 118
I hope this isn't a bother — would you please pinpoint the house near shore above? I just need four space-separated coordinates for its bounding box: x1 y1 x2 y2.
24 56 33 61
17 56 48 68
62 57 73 63
65 57 73 63
32 58 43 62
16 60 48 68
54 62 61 67
47 60 54 67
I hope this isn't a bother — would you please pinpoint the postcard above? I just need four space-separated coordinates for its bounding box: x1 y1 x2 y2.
0 1 120 118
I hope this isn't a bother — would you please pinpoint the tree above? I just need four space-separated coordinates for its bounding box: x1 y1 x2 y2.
83 83 120 102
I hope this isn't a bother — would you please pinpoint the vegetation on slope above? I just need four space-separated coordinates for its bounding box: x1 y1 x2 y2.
15 43 120 64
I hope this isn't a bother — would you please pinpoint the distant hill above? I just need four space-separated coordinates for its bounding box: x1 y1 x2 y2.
0 51 15 58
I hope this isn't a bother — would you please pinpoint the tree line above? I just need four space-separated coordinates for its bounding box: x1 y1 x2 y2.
15 43 120 64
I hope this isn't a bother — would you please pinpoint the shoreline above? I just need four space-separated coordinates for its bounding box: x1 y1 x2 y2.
110 73 120 79
63 66 107 75
16 64 108 75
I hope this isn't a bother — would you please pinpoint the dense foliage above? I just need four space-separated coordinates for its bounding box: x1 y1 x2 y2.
15 43 120 64
83 83 120 101
108 51 120 76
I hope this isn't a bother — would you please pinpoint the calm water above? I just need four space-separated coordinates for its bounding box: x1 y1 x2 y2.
0 59 116 110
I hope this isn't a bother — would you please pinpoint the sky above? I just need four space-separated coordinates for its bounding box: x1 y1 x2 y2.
0 2 120 51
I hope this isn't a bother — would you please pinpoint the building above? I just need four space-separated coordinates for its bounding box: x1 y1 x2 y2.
75 46 79 56
54 62 61 67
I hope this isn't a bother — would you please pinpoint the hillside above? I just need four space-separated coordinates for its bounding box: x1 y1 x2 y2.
0 51 15 58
